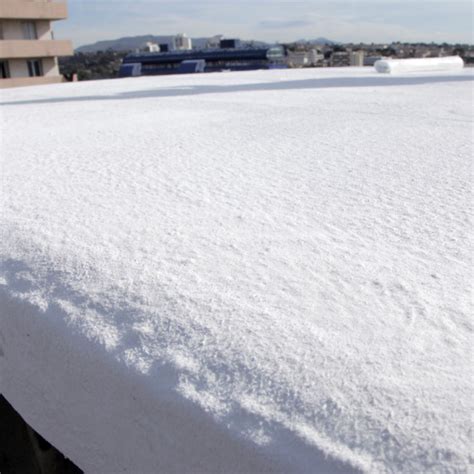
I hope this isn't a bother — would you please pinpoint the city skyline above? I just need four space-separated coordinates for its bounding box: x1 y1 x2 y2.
56 0 473 48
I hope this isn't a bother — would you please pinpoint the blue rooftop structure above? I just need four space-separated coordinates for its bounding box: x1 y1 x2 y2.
119 46 287 77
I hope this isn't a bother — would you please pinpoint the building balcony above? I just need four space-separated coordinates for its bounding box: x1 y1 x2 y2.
0 75 66 89
0 39 73 59
0 1 68 21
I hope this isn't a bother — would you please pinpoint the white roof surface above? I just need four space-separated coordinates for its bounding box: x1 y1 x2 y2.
1 67 472 473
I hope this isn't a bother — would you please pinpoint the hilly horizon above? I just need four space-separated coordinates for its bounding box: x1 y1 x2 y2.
76 35 336 53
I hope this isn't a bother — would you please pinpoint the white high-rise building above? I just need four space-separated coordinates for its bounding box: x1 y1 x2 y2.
206 35 223 49
143 42 160 53
172 33 192 51
350 51 365 67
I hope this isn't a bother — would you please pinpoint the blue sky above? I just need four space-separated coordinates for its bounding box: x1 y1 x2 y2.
55 1 473 48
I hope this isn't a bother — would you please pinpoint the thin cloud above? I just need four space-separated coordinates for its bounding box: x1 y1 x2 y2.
57 1 473 47
259 20 313 29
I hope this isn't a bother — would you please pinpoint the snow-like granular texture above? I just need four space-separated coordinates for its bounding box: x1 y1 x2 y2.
0 68 472 473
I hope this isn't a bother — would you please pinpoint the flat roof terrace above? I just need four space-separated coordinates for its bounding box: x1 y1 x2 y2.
1 67 472 474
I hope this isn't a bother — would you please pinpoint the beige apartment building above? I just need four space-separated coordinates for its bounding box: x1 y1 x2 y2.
0 0 73 88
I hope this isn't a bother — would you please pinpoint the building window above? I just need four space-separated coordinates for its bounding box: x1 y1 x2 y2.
0 22 3 40
22 21 38 40
27 59 43 77
0 61 10 79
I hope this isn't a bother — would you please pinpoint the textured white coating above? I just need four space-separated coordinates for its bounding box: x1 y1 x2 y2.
0 67 472 473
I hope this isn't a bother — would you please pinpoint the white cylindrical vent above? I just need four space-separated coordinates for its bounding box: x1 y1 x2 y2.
374 56 464 74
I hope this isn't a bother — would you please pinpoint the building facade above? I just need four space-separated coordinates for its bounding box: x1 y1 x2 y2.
0 0 73 88
350 51 365 67
287 49 324 68
120 46 287 77
287 51 309 68
329 51 350 67
172 33 192 51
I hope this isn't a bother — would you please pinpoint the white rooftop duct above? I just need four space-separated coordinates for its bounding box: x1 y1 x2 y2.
375 55 464 73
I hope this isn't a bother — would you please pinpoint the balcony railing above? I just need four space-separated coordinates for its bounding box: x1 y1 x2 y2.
0 1 68 20
0 40 73 59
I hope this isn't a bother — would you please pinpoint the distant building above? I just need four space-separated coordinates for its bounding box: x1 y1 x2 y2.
350 51 365 66
0 0 73 88
172 33 192 51
308 49 324 66
219 39 241 49
119 45 286 77
159 43 169 53
287 49 323 68
287 51 309 68
364 55 386 66
119 62 141 77
206 35 223 49
142 42 160 53
330 51 350 67
177 59 205 74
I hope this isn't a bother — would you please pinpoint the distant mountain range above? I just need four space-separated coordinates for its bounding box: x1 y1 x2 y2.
76 35 205 53
296 37 338 45
76 35 336 53
76 35 267 53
